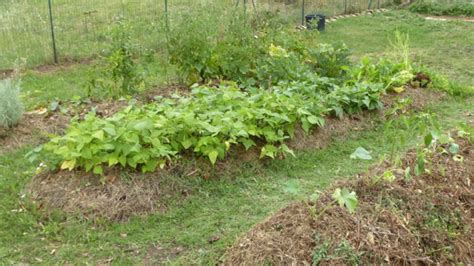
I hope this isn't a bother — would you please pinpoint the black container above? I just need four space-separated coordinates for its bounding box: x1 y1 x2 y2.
305 14 325 31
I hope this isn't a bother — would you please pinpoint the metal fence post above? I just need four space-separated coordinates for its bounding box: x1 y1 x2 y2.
48 0 58 64
302 0 305 26
164 0 169 32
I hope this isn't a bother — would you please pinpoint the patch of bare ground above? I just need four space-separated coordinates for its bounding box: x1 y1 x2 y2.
424 15 474 22
0 58 95 80
143 244 186 265
25 86 445 221
223 136 473 265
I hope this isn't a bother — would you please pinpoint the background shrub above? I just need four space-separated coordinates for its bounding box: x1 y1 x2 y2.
0 79 24 128
409 1 474 16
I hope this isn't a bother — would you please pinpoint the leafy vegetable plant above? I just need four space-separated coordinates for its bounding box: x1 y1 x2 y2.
31 74 389 175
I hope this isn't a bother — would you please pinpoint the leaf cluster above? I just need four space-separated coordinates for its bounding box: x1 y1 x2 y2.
34 74 389 174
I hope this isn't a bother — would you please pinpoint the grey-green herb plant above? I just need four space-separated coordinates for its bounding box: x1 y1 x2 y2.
0 79 23 128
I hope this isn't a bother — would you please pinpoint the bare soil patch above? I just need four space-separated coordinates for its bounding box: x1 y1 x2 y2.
424 15 474 22
224 137 473 265
0 58 95 80
25 86 445 221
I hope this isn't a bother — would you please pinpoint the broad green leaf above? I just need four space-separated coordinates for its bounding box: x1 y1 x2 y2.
307 115 324 126
92 130 104 140
133 120 153 131
241 139 256 150
103 126 116 136
332 188 358 214
283 179 301 195
350 147 372 160
181 139 193 149
424 133 433 147
448 143 459 154
93 166 103 175
208 150 219 165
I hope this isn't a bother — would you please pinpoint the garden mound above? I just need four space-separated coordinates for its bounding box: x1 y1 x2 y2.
25 86 443 221
223 137 473 265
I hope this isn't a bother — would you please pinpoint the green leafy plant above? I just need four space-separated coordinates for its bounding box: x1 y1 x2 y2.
332 188 358 214
350 147 372 160
89 19 146 98
168 11 350 87
30 72 389 175
409 1 474 16
0 79 23 128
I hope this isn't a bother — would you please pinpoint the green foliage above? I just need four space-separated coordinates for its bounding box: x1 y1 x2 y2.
168 12 350 87
88 20 146 98
332 188 358 214
312 236 330 266
32 72 389 174
0 79 23 128
32 27 420 175
409 1 474 16
345 57 414 92
350 147 373 160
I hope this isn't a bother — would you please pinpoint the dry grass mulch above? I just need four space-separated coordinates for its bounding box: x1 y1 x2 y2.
223 137 473 265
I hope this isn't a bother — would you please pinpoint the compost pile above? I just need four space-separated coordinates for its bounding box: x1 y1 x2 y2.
224 137 473 265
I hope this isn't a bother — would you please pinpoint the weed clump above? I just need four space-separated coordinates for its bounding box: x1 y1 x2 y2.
0 79 23 128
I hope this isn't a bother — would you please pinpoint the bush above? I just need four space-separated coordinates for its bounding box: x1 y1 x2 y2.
0 79 23 128
167 10 350 87
88 20 147 99
409 1 474 16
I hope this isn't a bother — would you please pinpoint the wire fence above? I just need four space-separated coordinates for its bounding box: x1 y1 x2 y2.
0 0 396 69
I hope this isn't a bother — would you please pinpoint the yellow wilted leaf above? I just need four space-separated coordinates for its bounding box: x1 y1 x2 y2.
393 86 405 94
61 160 76 171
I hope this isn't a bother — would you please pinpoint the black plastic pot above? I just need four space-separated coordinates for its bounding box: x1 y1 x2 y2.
305 14 326 31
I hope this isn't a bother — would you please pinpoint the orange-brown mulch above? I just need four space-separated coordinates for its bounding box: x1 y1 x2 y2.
224 137 473 265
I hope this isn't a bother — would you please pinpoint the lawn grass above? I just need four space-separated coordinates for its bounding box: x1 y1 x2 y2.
1 10 473 264
19 57 172 110
319 10 474 86
1 96 472 264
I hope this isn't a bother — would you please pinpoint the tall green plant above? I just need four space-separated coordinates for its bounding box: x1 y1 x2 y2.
89 19 146 98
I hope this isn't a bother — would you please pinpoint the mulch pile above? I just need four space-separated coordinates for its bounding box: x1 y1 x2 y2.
224 137 473 265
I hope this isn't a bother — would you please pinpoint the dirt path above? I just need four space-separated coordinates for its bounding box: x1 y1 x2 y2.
424 15 474 22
